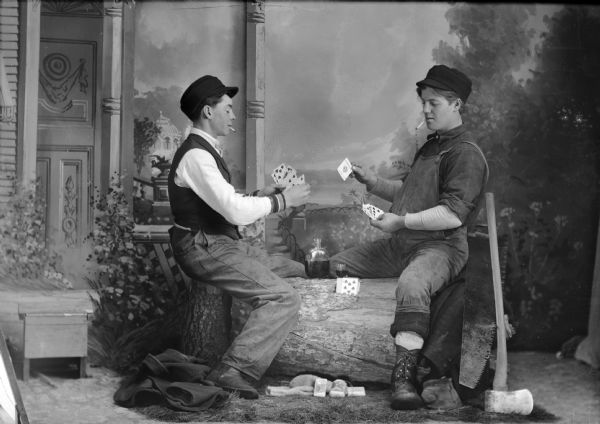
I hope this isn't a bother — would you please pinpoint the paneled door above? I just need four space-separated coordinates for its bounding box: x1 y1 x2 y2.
36 2 104 276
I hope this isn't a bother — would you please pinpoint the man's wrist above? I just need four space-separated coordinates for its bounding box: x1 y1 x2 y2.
365 176 378 192
394 214 406 231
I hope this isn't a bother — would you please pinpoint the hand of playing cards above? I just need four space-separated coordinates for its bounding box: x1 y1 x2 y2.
362 203 384 220
271 163 305 187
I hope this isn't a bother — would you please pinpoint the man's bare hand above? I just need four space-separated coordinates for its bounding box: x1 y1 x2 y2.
283 184 311 208
370 213 405 233
351 163 377 187
258 184 286 196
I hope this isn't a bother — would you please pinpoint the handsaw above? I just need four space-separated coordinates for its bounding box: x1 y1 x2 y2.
459 229 497 389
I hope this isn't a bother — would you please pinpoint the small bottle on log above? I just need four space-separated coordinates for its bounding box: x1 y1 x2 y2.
305 238 330 278
335 263 349 278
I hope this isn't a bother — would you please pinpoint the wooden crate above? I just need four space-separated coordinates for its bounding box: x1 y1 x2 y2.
18 303 92 381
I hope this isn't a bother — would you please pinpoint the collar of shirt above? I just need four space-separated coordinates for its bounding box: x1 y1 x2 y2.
190 127 223 157
421 124 468 156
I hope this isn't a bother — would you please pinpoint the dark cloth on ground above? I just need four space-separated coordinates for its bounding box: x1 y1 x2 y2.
114 348 229 412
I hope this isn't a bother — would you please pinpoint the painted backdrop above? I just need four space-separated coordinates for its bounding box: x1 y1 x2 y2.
131 2 600 351
265 1 560 205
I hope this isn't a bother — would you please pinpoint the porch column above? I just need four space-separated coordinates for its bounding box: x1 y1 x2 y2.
120 3 135 204
245 0 265 192
102 2 123 182
16 0 40 187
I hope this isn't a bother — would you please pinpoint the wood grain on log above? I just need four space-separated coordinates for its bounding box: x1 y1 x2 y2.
232 277 397 384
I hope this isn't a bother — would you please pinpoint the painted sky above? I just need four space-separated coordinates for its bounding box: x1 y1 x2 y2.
134 1 247 185
265 1 457 173
264 2 562 173
133 1 562 203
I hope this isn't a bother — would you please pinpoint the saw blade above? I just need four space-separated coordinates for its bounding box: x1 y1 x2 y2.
459 234 497 389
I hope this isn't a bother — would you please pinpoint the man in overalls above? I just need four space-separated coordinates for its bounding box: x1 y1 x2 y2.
330 65 488 410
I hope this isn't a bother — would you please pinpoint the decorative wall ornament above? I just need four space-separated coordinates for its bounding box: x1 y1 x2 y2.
102 97 121 114
39 54 88 113
247 0 265 23
62 175 78 247
247 100 265 119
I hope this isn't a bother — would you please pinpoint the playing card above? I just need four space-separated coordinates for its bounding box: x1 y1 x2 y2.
272 163 305 187
362 203 384 220
271 163 287 184
335 277 361 296
286 174 305 187
282 166 298 186
337 158 353 181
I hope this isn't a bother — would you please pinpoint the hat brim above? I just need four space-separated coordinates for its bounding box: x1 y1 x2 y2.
416 78 456 93
220 86 239 99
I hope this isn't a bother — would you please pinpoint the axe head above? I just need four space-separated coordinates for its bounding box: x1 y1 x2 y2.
484 388 534 415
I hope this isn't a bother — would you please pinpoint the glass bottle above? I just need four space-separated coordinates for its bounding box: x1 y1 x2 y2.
335 263 349 278
304 238 330 278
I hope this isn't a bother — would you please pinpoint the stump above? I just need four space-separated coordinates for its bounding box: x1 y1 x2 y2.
182 282 231 366
232 278 397 384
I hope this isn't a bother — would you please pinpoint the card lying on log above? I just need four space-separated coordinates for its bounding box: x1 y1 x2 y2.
336 277 360 296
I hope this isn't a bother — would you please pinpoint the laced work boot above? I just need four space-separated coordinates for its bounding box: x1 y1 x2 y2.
390 349 424 410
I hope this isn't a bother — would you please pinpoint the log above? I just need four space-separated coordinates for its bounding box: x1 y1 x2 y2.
182 282 231 367
231 278 397 384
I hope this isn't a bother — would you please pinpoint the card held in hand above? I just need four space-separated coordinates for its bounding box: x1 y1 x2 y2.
362 203 384 220
337 158 353 181
271 163 305 187
271 163 287 184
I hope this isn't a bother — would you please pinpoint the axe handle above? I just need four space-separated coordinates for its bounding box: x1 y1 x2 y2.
486 192 509 391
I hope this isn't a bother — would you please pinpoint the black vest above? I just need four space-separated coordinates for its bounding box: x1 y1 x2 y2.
168 133 240 240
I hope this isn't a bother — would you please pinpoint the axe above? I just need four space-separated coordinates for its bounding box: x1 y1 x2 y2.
484 192 534 415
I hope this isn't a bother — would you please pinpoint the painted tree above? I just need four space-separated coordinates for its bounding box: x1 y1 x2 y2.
434 4 600 349
507 6 600 348
432 4 536 200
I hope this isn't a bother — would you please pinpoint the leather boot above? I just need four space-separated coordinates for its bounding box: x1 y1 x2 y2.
205 363 259 399
421 376 462 410
390 349 424 410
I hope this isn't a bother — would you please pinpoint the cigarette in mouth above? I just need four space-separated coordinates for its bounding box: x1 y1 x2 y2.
416 120 425 130
229 126 236 133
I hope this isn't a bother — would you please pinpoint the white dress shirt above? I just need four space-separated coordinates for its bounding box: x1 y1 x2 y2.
173 127 271 226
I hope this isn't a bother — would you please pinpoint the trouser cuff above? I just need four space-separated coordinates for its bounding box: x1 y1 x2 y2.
390 312 430 339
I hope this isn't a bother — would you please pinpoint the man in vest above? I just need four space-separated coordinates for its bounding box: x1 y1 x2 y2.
330 65 489 410
168 75 311 399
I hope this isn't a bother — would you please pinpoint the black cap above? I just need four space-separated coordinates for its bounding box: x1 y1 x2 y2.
416 65 472 102
180 75 239 121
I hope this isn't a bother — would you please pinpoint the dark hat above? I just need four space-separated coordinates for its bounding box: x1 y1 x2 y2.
416 65 472 102
180 75 239 120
